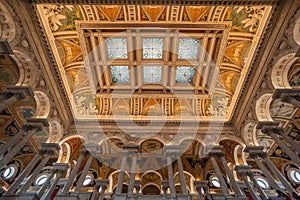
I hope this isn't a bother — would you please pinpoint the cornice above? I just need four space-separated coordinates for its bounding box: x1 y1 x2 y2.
30 0 278 5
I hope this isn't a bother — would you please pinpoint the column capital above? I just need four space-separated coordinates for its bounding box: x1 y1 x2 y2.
6 86 34 98
26 118 50 127
95 179 109 186
234 165 252 176
163 145 181 156
41 143 60 156
256 121 283 135
123 144 140 153
53 163 69 173
273 88 300 101
194 180 209 188
21 124 42 132
203 145 224 157
244 146 266 158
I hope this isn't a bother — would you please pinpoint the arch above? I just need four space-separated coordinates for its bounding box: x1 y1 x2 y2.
59 134 86 145
217 135 246 147
57 142 71 163
271 53 298 89
13 50 38 87
47 119 63 143
241 122 258 146
173 170 196 193
255 93 273 121
108 170 130 193
140 170 163 180
0 2 16 42
138 137 166 146
33 91 51 118
140 139 164 154
57 135 84 163
293 11 300 46
142 184 161 195
99 137 125 155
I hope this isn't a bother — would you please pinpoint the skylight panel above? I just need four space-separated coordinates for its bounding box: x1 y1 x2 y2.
143 38 163 59
176 66 195 83
110 66 129 83
143 66 162 83
106 38 127 59
178 38 199 59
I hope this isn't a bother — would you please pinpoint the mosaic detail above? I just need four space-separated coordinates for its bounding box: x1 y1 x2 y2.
178 38 200 59
106 38 127 59
176 66 195 83
143 66 162 83
143 38 163 59
110 66 129 83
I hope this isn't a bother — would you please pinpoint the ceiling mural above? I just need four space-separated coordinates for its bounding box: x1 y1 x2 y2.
36 5 272 121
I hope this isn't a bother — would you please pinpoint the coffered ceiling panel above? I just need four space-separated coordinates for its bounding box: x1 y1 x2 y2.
36 4 272 121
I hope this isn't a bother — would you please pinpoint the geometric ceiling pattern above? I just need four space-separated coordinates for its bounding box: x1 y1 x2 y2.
37 5 272 121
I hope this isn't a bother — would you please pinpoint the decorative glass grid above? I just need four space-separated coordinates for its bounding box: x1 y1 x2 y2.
176 66 195 83
143 38 163 58
106 38 127 59
178 38 200 59
143 66 162 83
110 66 129 83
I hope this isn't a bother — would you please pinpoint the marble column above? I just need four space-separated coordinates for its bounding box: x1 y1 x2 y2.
266 126 300 155
163 146 180 198
207 150 230 196
262 153 297 195
0 86 34 112
235 166 260 200
273 88 300 109
0 127 27 158
244 146 284 193
17 143 60 195
36 167 57 198
128 152 138 194
74 153 94 193
161 180 169 195
115 151 128 194
177 155 188 195
194 180 208 200
58 150 88 195
134 180 142 195
43 163 69 200
5 147 45 195
96 179 109 200
247 171 269 200
209 146 245 198
0 124 43 168
258 121 300 166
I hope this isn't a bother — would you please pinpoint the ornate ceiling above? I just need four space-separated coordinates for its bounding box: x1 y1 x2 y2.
36 4 272 122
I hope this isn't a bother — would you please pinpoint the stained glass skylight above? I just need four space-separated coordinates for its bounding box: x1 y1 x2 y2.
143 38 163 59
178 38 200 59
106 38 127 59
144 66 162 83
176 66 195 83
110 66 129 83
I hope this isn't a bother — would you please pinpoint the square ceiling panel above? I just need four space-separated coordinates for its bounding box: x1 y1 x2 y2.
143 66 162 84
178 38 200 60
36 4 272 121
110 66 129 83
106 38 128 59
143 38 163 59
